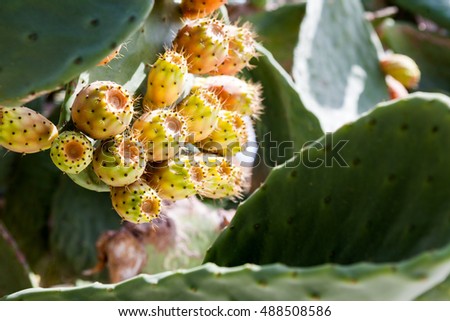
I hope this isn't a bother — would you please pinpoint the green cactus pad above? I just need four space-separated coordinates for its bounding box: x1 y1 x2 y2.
0 0 154 106
204 93 450 269
6 244 450 301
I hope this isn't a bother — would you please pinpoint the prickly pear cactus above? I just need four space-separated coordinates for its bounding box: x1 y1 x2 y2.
0 0 154 106
6 247 450 300
205 93 450 267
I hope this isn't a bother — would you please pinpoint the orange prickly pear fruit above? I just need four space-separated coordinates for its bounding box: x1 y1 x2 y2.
195 75 263 118
211 23 257 76
173 18 229 75
180 0 227 19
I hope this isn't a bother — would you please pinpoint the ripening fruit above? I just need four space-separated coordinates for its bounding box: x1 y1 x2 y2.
132 109 188 162
71 81 134 139
143 50 188 109
93 135 146 186
173 18 229 75
97 45 122 66
191 153 245 199
111 179 162 224
145 159 197 201
175 88 221 142
180 0 227 19
195 76 262 118
50 131 93 174
197 110 248 156
380 54 421 89
0 106 58 153
211 23 257 76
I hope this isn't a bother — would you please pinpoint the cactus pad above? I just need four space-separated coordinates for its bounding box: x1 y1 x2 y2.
0 0 154 106
205 93 450 268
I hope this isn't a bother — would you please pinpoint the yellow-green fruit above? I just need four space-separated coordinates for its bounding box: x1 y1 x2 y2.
176 88 221 142
197 110 248 156
0 106 58 154
143 50 188 109
50 131 93 174
181 0 227 19
380 54 421 89
195 76 262 118
173 18 229 75
132 110 188 162
146 159 197 201
191 153 245 199
93 135 147 187
71 81 134 139
111 179 162 224
212 23 257 76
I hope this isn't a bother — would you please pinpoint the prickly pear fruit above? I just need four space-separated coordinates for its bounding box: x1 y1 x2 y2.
197 110 248 156
212 23 257 76
132 109 188 162
195 76 262 118
143 50 188 109
111 179 162 224
0 106 58 154
146 159 197 201
380 53 421 89
71 81 134 139
192 153 245 199
50 131 94 174
385 75 408 100
97 45 122 66
176 88 221 142
173 18 229 75
93 135 146 187
181 0 227 19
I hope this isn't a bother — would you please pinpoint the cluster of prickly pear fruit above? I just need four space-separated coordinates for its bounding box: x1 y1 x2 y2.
0 0 261 225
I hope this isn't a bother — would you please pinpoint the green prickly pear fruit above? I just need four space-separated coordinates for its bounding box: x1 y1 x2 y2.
0 106 58 154
380 53 421 89
132 109 188 162
71 81 134 139
143 50 188 109
192 153 246 199
92 135 147 187
211 23 257 76
97 45 122 66
197 110 248 156
173 18 229 75
195 76 263 118
111 179 162 224
50 131 94 174
145 158 197 201
175 88 221 142
180 0 227 19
